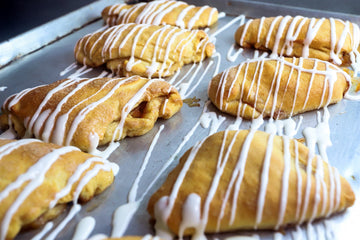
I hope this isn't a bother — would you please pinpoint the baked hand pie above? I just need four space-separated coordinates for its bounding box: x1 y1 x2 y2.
235 16 360 65
102 0 218 29
0 138 118 240
147 130 355 238
74 23 214 78
0 76 182 153
208 57 350 120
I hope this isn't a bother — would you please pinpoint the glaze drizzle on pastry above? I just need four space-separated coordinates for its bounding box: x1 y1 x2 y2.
0 139 119 240
0 76 182 156
102 0 218 29
208 57 351 120
148 123 354 239
74 23 214 78
235 16 360 70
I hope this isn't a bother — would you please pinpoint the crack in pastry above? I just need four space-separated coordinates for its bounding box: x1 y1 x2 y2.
0 76 182 154
0 138 118 240
74 23 214 78
102 0 218 29
235 16 360 66
147 130 355 238
208 57 350 120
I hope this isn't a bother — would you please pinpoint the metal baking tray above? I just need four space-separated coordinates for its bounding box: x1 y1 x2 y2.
1 0 359 239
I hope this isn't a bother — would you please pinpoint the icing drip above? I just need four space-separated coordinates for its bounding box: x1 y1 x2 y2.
0 86 7 91
211 15 245 40
72 216 96 240
30 222 53 240
60 62 77 76
227 44 244 62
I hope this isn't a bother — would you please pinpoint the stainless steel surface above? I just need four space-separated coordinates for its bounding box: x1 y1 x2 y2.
0 1 359 239
0 0 120 68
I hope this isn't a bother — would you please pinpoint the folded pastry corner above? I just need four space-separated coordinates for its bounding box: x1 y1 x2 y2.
208 57 350 119
147 130 355 238
102 0 218 29
74 23 214 78
0 138 118 240
235 16 360 66
0 76 182 153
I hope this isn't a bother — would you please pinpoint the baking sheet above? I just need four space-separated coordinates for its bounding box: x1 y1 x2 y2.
0 0 360 239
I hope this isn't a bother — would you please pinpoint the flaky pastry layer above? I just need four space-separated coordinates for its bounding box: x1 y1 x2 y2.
74 23 214 78
148 130 355 237
102 0 218 29
208 57 350 119
235 16 360 65
0 138 117 240
0 76 182 152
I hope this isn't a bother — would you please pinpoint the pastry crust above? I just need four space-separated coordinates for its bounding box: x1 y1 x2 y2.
235 16 360 65
147 130 355 237
102 0 218 29
74 23 214 78
0 76 182 153
0 138 118 240
208 57 350 119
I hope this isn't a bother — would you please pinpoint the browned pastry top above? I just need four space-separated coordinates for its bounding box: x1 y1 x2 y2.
74 23 214 78
148 130 355 237
102 0 218 29
235 16 360 65
0 138 118 240
208 57 350 119
0 76 182 153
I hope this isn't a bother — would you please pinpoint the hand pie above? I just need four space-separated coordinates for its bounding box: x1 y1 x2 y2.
74 23 214 78
0 138 118 240
235 16 360 65
147 130 355 238
102 0 218 29
0 76 182 153
208 57 350 119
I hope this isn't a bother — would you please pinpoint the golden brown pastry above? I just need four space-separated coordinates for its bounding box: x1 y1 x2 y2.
147 130 355 237
235 16 360 65
102 0 218 29
74 23 214 78
208 57 350 119
0 138 118 240
0 76 182 153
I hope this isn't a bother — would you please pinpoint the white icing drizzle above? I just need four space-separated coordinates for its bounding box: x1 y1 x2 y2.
106 0 217 29
0 146 79 240
211 14 245 40
182 60 214 98
213 57 351 119
212 52 221 77
111 201 140 238
111 125 164 237
227 44 244 62
224 235 260 240
72 216 96 240
60 62 78 76
87 234 109 240
238 16 360 66
0 138 118 240
274 232 283 240
30 222 54 240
